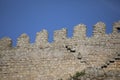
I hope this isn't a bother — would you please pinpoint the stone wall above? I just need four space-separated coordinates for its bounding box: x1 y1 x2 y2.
0 37 12 50
0 21 120 80
17 33 30 48
73 24 86 39
35 29 49 48
93 22 106 37
54 28 67 42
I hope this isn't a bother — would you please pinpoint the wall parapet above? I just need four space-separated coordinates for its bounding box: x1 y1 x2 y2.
17 33 30 48
0 21 120 80
73 24 86 39
113 21 120 34
0 37 12 50
93 22 106 38
54 28 67 42
0 21 120 49
35 29 48 47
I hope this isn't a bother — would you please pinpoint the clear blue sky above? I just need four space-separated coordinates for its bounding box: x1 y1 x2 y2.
0 0 120 46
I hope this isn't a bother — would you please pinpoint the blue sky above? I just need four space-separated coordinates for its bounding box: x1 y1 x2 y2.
0 0 120 46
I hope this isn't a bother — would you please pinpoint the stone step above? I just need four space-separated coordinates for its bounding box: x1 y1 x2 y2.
101 64 108 69
99 53 120 71
114 57 120 60
102 62 120 71
101 61 119 69
109 59 115 63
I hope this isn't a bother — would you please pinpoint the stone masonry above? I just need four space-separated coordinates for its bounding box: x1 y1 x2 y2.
0 21 120 80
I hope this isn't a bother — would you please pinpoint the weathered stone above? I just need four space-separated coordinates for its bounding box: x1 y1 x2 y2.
0 37 12 50
0 21 120 80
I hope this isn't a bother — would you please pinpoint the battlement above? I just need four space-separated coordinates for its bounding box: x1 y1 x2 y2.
113 21 120 34
17 33 30 48
0 21 120 49
93 22 106 37
0 37 12 50
35 29 48 47
0 21 120 80
73 24 86 39
54 28 67 42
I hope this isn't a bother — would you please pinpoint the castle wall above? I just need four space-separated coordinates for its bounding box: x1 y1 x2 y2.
93 22 106 38
17 33 30 48
35 30 49 48
0 21 120 80
0 50 86 80
113 21 120 34
73 24 86 40
54 28 67 42
0 37 12 50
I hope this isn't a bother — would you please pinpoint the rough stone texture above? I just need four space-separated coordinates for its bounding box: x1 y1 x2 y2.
93 22 106 37
54 28 67 42
0 37 12 50
73 24 86 39
35 29 49 48
0 21 120 80
17 33 30 48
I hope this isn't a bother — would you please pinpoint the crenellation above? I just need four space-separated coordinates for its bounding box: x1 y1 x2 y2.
113 21 120 34
54 28 67 42
17 33 30 48
93 22 106 38
0 37 12 50
35 29 49 48
0 21 120 80
73 24 86 40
